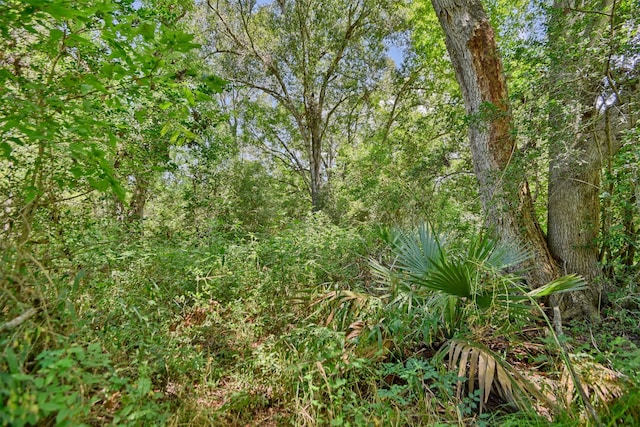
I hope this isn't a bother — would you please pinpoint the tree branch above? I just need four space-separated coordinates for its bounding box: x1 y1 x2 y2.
0 307 39 333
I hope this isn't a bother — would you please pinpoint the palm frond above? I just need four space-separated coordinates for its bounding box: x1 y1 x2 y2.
560 353 626 410
492 293 532 317
391 223 445 279
526 274 587 298
309 289 379 330
420 255 472 298
444 339 556 413
369 258 393 286
466 232 530 272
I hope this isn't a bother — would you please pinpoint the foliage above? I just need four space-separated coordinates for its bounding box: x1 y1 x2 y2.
0 0 203 202
372 224 585 337
0 337 168 427
1 0 639 426
203 0 406 208
600 134 640 280
368 223 606 417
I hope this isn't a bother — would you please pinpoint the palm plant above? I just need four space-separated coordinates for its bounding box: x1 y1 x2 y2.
370 223 588 413
371 223 585 338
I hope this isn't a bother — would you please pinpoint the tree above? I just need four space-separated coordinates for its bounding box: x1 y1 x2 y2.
429 0 558 289
428 0 639 320
0 0 218 303
546 0 639 318
204 0 403 210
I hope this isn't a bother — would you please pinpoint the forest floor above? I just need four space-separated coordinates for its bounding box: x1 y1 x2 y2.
2 220 640 426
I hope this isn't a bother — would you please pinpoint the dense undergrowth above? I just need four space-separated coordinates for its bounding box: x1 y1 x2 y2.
2 214 640 426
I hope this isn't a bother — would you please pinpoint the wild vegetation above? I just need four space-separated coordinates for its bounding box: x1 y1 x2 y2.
1 0 639 425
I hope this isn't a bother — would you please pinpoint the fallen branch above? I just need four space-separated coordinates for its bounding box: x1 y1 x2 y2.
0 307 39 333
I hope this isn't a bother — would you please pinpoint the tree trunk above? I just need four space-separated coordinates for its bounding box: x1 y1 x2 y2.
309 139 323 212
127 177 149 223
430 0 558 287
308 95 324 212
622 191 637 269
546 0 617 320
547 127 603 320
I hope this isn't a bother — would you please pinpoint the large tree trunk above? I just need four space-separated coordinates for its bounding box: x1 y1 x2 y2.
546 0 618 320
430 0 558 287
547 123 603 320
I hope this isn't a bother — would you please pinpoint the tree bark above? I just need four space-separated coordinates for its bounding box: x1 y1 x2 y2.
547 125 604 320
430 0 558 287
127 177 149 223
546 0 620 320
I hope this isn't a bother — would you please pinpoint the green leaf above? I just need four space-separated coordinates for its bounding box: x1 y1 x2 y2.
422 256 472 298
82 75 108 93
475 292 493 310
392 223 445 279
134 109 147 122
0 68 15 81
203 74 228 93
0 142 12 158
5 348 20 373
24 186 42 204
526 274 587 298
88 177 109 192
56 407 71 424
39 401 63 413
163 30 199 52
179 124 197 140
169 130 181 144
49 28 64 43
54 357 75 370
136 376 152 395
184 87 195 106
195 91 213 102
44 3 77 19
139 23 156 40
110 179 126 202
70 166 84 178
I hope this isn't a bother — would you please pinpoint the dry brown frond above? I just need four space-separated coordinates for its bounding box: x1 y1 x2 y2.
444 339 555 413
309 289 374 328
559 353 627 411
